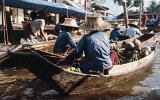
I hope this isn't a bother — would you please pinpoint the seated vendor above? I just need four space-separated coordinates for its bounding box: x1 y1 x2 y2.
110 23 121 41
121 21 142 38
53 18 79 54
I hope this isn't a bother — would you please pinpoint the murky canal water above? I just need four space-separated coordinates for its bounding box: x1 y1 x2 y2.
0 49 160 100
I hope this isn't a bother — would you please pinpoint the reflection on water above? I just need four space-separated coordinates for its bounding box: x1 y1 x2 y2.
0 49 160 99
131 49 160 95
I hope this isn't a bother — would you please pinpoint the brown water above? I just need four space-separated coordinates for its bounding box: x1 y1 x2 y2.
0 50 160 100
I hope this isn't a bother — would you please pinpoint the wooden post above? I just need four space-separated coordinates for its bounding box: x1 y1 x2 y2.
55 0 59 24
2 0 9 45
84 0 87 34
122 1 129 28
84 0 87 22
84 0 87 11
139 3 142 30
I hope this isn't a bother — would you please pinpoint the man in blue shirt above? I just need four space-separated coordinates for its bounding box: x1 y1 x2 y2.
146 19 156 33
59 14 112 75
121 21 142 38
110 23 121 41
53 18 79 54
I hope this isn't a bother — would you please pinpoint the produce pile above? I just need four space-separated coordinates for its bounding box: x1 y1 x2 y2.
34 34 57 42
110 39 152 64
66 39 153 73
65 61 82 72
66 67 81 72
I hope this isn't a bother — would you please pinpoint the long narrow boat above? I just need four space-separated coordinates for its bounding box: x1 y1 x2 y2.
0 44 22 64
27 33 157 56
8 34 159 95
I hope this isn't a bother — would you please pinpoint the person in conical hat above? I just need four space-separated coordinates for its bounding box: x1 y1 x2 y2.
109 23 121 41
53 18 79 54
121 21 142 38
80 14 111 31
128 21 140 29
59 14 113 75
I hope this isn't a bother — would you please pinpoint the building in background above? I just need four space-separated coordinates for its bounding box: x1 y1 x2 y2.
91 2 109 20
63 0 109 19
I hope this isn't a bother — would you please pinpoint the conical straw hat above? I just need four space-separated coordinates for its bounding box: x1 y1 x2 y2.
128 21 139 29
80 14 111 31
60 18 79 28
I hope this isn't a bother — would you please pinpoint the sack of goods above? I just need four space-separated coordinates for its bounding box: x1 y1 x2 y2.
140 46 152 58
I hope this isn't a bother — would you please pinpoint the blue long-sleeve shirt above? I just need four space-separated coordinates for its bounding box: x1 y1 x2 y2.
109 29 121 41
66 31 112 73
53 31 77 53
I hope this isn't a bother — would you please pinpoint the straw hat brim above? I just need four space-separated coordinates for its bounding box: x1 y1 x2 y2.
80 21 111 31
128 23 139 29
113 25 120 29
60 23 79 28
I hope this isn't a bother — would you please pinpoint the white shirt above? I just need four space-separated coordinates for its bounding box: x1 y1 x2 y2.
20 38 39 45
30 19 45 36
121 27 142 38
20 38 32 45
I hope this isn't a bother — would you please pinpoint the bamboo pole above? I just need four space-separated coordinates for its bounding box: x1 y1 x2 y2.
122 1 129 28
84 0 87 11
84 0 87 22
2 0 6 44
2 0 8 45
55 0 59 24
139 3 142 30
84 0 87 34
5 7 9 44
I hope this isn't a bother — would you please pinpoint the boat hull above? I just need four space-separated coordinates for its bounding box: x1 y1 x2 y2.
50 49 156 95
8 34 159 95
9 43 157 95
0 44 22 65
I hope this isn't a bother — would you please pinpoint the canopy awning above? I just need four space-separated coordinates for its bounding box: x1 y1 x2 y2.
2 0 86 19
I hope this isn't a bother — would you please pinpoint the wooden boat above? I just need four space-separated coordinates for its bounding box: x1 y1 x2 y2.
115 33 156 48
26 33 157 56
21 34 84 54
8 34 159 95
0 44 22 64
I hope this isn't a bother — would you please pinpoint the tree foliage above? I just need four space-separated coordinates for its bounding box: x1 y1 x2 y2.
146 1 157 13
113 0 143 7
133 0 143 7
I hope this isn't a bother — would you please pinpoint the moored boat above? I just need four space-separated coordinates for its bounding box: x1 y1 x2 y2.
0 44 22 64
26 33 157 56
8 34 159 95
